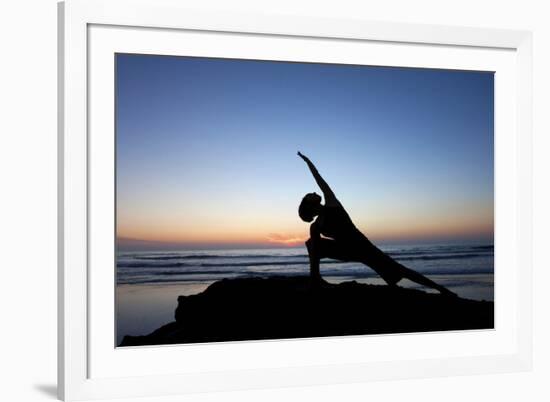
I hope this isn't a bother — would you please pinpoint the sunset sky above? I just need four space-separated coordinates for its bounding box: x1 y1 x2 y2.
116 54 494 249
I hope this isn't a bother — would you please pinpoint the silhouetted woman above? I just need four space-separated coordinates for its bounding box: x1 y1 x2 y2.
297 151 456 296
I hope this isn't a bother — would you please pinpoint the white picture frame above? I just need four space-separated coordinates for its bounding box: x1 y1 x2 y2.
58 0 533 400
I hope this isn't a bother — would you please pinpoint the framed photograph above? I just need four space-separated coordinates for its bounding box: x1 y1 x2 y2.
58 0 533 400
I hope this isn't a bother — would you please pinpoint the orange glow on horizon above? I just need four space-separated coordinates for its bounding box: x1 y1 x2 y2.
117 218 493 247
117 196 493 247
267 233 308 247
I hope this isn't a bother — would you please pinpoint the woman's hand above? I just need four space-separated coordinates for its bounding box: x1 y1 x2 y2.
297 151 309 162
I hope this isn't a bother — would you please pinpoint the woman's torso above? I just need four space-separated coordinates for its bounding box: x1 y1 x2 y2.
317 204 365 242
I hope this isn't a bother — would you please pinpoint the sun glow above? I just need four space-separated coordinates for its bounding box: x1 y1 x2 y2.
267 233 308 247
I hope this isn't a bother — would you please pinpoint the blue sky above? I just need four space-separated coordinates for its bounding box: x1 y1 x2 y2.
116 53 494 247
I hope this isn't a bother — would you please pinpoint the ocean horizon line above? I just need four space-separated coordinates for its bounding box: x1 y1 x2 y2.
116 240 494 253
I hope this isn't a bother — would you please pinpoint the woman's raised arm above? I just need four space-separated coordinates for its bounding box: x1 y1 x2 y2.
297 151 337 204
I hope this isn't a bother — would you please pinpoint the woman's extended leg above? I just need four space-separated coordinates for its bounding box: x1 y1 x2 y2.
398 265 456 296
367 251 456 296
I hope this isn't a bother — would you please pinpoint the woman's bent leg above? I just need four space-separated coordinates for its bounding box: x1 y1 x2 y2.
305 238 358 281
305 238 322 281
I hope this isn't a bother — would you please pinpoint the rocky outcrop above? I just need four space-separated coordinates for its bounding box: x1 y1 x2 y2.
119 276 493 347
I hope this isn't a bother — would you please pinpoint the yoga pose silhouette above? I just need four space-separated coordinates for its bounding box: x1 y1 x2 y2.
298 151 456 296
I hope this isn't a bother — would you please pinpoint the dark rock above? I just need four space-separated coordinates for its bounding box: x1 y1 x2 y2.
119 276 494 347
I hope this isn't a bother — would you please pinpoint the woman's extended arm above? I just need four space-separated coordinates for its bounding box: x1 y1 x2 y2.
297 151 337 204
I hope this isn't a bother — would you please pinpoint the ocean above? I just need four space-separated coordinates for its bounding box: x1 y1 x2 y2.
116 243 494 344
